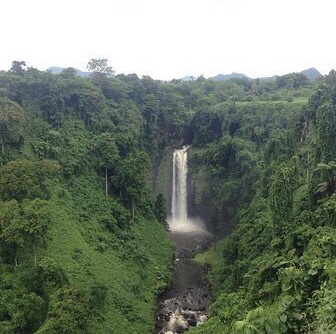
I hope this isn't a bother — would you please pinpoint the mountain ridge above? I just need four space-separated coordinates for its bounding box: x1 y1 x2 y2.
181 67 322 82
47 66 90 77
47 66 322 82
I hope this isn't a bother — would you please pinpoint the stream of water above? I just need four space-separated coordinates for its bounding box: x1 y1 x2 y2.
154 147 212 334
170 146 204 233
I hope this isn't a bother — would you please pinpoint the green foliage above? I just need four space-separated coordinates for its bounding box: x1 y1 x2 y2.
314 160 336 197
189 71 336 334
154 193 169 229
92 133 119 169
0 97 24 156
112 151 151 218
0 160 59 201
0 266 45 333
37 257 68 292
190 109 222 144
36 285 90 334
0 64 178 333
10 60 27 75
269 161 298 241
0 200 23 265
0 198 51 266
0 60 333 334
87 58 114 77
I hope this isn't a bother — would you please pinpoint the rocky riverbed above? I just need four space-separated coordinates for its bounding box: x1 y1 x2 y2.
154 231 213 334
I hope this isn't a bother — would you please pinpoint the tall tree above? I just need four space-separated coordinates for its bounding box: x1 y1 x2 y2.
0 160 59 201
0 200 23 266
0 160 36 201
315 160 336 197
10 60 27 75
316 102 336 161
154 194 169 230
92 133 119 196
22 199 51 266
114 151 151 221
87 58 114 77
269 161 297 242
0 97 24 155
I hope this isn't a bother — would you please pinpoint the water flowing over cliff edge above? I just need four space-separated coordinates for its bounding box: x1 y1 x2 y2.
155 147 213 334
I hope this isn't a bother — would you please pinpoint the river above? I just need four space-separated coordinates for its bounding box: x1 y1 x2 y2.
154 147 213 333
154 231 213 333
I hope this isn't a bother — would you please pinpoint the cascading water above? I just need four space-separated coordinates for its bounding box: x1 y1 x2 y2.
155 146 212 334
169 146 203 232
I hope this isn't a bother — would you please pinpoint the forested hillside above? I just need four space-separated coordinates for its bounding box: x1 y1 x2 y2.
0 60 179 334
189 71 336 333
1 59 334 333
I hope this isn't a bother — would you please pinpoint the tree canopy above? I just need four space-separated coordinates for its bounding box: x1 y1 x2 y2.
1 59 335 333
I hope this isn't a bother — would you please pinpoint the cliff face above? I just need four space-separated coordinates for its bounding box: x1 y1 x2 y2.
151 147 174 215
152 147 230 234
188 161 212 230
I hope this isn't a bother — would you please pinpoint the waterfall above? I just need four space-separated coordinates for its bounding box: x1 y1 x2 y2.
171 146 189 222
169 146 204 232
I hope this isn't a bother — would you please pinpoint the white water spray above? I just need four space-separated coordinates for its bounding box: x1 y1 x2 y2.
169 146 204 232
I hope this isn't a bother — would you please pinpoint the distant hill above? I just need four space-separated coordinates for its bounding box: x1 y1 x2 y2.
211 72 250 81
259 75 277 82
300 67 321 81
47 66 90 77
210 68 322 82
260 68 322 83
181 75 196 81
48 66 322 82
183 71 319 83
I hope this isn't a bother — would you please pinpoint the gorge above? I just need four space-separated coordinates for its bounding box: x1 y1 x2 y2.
155 147 213 334
1 64 336 333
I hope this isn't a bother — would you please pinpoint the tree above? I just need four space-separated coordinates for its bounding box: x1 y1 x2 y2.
316 102 336 161
0 200 22 266
10 60 27 75
87 58 114 77
87 58 115 90
251 78 263 96
61 67 77 78
0 160 59 201
269 161 297 242
154 194 169 230
37 286 89 334
315 160 336 197
142 94 159 154
0 160 36 201
276 73 308 90
113 151 151 221
92 133 120 196
65 83 106 125
0 199 50 266
0 97 24 154
0 274 45 333
191 109 222 144
22 199 51 266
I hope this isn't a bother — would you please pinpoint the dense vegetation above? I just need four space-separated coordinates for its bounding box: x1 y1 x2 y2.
189 71 336 333
0 60 176 334
1 58 335 333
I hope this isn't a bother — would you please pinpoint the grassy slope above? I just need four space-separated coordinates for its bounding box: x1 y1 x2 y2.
41 173 174 333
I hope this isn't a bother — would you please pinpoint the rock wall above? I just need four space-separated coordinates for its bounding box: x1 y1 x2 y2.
151 147 174 215
152 147 213 230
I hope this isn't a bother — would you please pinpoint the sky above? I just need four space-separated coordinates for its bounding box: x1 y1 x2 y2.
1 0 336 80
